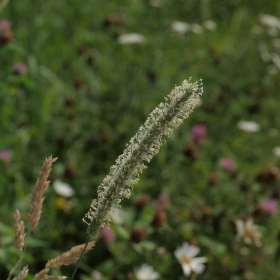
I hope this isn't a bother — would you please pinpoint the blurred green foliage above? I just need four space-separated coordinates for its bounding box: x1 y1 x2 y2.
1 0 280 279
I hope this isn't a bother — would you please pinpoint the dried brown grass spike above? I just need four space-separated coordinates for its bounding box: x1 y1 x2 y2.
34 268 50 280
29 156 58 229
44 277 67 280
34 266 67 279
46 241 95 268
11 265 28 280
14 209 25 251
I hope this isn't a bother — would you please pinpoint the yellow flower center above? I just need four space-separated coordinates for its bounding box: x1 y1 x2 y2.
182 255 191 264
56 198 66 209
245 229 255 238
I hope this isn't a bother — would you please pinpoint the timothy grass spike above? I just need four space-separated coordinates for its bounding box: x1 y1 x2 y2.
84 78 203 237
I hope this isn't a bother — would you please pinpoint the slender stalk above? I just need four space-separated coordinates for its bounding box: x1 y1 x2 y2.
70 236 91 280
190 272 197 280
7 257 22 280
7 230 31 280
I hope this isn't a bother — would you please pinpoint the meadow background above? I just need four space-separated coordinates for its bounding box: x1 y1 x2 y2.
1 0 280 279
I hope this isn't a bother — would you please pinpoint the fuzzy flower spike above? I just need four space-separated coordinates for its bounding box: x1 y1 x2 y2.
84 78 203 237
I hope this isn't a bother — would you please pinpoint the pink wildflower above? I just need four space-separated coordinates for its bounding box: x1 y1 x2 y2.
12 63 27 75
261 199 278 215
190 124 207 144
92 270 101 279
155 193 170 210
100 225 115 243
219 157 236 172
0 20 10 32
0 150 11 162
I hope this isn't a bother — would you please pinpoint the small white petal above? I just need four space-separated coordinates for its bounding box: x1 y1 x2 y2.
191 24 204 34
118 33 146 44
185 245 199 258
53 180 74 197
190 261 205 274
182 263 192 276
134 264 160 280
203 20 217 31
192 257 207 264
272 146 280 157
237 121 260 132
171 21 190 34
235 220 245 236
259 14 280 29
246 218 254 228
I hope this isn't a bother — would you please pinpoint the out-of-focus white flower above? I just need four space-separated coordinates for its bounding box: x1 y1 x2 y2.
203 20 217 31
267 65 278 75
235 219 262 247
112 207 127 225
174 242 207 276
118 33 146 44
92 270 101 279
53 180 74 197
191 23 204 34
271 53 280 69
273 38 280 49
273 146 280 157
267 27 279 37
259 14 280 29
171 21 190 35
237 121 260 132
134 264 160 280
149 0 164 7
258 42 271 62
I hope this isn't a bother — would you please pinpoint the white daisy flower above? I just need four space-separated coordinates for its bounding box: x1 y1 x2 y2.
117 33 146 44
171 21 190 35
191 24 204 34
134 264 160 280
237 121 261 132
273 146 280 157
53 180 74 197
235 219 262 247
174 242 207 276
203 20 217 31
259 14 280 29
